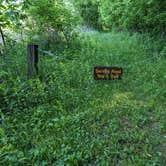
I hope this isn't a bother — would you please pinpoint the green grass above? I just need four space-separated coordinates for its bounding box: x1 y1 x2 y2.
0 31 166 165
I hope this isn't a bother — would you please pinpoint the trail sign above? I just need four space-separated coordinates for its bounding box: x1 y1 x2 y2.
94 66 122 80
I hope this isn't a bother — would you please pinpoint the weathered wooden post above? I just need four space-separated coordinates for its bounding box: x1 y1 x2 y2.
27 44 39 79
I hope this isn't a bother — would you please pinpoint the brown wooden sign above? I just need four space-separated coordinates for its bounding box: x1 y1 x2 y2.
94 66 122 80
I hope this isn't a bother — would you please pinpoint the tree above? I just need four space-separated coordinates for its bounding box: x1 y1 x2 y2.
27 0 78 50
0 0 29 59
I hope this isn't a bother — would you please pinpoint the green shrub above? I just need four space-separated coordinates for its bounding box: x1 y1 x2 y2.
100 0 166 33
73 0 101 30
27 0 79 50
73 0 166 33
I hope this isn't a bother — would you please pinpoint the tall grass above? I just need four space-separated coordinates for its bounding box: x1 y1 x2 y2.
0 31 166 165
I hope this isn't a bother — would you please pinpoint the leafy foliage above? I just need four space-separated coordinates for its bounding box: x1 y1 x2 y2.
0 0 28 28
73 0 166 33
0 0 166 165
27 0 79 49
72 0 101 29
100 0 166 33
0 31 166 165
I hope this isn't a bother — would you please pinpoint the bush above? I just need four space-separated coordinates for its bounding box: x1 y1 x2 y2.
27 0 79 50
101 0 166 33
73 0 166 33
72 0 102 30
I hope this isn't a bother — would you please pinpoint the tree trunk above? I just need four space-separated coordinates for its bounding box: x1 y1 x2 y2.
0 27 6 60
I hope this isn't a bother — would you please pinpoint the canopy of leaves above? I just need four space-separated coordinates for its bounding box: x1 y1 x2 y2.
25 0 79 49
27 0 78 35
0 0 28 28
100 0 166 33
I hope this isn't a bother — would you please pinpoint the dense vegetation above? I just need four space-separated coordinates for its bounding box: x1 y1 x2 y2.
0 0 166 165
73 0 166 33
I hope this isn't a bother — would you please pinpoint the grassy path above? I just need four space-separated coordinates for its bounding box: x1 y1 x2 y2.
0 31 166 165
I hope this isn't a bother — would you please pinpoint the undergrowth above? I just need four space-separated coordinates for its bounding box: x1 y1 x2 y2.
0 31 166 165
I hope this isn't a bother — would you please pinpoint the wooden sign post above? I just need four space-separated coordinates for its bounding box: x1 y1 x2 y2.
27 44 38 79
